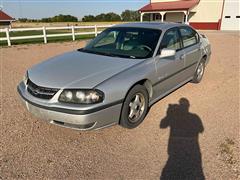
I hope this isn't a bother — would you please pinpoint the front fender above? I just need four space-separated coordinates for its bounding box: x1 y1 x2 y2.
95 58 156 104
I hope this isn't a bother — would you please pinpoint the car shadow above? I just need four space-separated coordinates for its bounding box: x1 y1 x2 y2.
160 98 205 180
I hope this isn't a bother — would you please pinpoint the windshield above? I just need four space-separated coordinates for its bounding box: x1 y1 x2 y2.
79 27 161 59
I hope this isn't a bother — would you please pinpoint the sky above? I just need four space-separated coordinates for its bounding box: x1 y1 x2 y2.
1 0 149 20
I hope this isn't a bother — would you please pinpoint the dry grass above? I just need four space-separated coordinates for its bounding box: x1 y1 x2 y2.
12 21 126 28
218 138 240 178
219 138 236 164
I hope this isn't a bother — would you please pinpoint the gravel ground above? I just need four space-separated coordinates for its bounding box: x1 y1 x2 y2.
0 31 239 179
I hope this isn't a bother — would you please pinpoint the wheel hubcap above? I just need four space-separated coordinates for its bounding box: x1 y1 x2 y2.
128 93 146 123
197 63 204 80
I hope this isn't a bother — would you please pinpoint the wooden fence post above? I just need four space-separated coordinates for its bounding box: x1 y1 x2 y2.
43 26 47 43
5 28 11 46
94 25 97 37
71 26 75 41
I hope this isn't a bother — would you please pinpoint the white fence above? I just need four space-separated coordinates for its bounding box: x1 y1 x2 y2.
0 24 114 46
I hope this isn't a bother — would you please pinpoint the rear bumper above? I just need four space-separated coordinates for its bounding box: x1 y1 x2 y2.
17 82 122 130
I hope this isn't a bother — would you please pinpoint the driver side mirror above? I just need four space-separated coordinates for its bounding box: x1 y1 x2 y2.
159 48 176 58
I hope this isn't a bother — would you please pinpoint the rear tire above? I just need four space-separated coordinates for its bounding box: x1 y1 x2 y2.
192 60 205 83
120 84 149 129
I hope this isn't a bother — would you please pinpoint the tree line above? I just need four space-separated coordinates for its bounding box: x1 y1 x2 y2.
18 10 142 22
82 10 140 22
19 14 78 23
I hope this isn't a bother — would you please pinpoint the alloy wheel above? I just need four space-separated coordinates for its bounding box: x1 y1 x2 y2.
197 62 204 80
128 93 146 123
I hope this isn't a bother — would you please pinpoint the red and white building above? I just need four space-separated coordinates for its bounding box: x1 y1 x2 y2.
0 10 15 28
139 0 240 30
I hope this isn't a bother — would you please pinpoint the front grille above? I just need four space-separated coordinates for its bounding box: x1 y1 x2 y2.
27 79 59 99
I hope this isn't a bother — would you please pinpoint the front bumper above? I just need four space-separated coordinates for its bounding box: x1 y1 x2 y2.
17 82 122 130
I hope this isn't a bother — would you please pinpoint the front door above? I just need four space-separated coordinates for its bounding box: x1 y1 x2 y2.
152 27 185 101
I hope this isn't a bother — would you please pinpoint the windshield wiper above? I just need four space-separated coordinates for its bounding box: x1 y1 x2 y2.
78 48 137 59
78 48 113 56
97 51 119 57
78 48 96 54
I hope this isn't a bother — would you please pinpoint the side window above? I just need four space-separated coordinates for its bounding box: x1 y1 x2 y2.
160 28 181 51
179 27 198 48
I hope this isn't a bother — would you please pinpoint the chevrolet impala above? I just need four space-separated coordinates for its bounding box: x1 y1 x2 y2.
17 22 211 130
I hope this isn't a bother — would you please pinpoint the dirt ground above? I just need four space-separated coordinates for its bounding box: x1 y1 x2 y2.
0 31 239 179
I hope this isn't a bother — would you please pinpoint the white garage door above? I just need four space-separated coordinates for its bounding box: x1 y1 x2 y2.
221 0 240 30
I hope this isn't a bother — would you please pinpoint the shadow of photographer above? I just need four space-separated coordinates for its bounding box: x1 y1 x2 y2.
160 98 205 180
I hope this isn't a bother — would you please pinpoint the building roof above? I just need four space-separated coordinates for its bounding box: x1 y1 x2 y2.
0 10 14 21
139 0 200 12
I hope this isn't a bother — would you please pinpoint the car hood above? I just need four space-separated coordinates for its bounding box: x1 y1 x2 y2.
28 51 143 89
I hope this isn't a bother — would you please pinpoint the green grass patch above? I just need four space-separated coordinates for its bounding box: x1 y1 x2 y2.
0 30 42 38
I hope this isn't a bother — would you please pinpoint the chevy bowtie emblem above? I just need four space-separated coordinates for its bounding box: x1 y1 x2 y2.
32 88 40 95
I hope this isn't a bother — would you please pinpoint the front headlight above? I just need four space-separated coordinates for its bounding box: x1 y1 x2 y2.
59 89 104 104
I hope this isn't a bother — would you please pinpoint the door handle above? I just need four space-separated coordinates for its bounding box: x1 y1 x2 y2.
180 54 185 60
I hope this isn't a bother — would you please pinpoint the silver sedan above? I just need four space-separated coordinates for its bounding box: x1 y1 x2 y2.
17 22 211 130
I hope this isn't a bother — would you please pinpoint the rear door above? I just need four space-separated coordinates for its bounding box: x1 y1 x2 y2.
178 26 202 79
153 27 186 100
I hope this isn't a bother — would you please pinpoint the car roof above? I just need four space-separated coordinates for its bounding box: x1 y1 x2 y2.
113 22 188 31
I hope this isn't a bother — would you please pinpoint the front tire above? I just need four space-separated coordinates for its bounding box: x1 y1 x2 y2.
120 84 149 129
192 60 205 83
